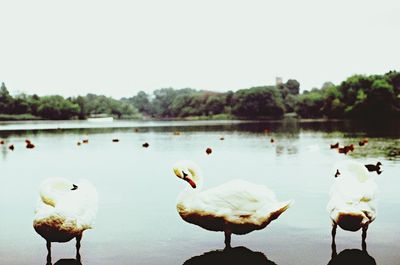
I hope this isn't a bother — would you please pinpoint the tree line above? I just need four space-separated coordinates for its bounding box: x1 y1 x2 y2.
0 70 399 120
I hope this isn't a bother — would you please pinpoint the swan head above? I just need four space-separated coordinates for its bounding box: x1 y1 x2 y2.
173 160 201 189
39 178 79 207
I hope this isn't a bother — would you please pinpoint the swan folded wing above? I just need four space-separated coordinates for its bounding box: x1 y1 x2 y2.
35 180 98 231
181 180 289 225
327 179 377 225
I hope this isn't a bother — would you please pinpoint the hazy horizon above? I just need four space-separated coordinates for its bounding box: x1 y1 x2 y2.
1 0 399 98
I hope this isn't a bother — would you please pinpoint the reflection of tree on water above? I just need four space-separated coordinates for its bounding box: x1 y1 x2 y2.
183 246 277 265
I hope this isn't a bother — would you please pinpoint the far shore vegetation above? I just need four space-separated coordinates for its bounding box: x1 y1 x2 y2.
0 71 399 121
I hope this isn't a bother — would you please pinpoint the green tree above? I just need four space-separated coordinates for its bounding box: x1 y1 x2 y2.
0 82 13 113
232 86 285 118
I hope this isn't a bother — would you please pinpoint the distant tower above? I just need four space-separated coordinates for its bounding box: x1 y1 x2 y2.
275 77 283 86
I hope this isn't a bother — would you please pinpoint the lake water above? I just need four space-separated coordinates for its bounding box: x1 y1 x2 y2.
0 119 399 265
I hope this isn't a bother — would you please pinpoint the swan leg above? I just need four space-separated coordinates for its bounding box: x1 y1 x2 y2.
224 228 232 249
362 225 368 251
76 234 82 259
46 241 52 265
331 223 337 259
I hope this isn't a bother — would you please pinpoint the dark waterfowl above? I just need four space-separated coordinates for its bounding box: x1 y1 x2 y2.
345 144 355 152
206 147 212 155
330 142 339 149
8 144 14 151
220 137 225 141
112 139 119 142
335 169 340 178
82 139 89 144
270 138 275 143
338 147 349 154
359 138 369 146
365 162 382 175
338 144 354 155
142 142 149 148
0 140 4 144
26 143 35 149
77 142 81 146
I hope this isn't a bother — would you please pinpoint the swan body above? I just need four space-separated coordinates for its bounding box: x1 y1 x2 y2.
33 178 98 252
327 161 377 244
173 161 291 247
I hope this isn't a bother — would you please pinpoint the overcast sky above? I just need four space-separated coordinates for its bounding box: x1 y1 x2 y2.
0 0 399 98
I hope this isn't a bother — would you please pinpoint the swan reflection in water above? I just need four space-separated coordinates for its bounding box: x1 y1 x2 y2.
328 236 376 265
46 247 82 265
53 259 82 265
183 246 277 265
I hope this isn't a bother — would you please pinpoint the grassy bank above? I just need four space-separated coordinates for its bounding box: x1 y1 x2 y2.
0 114 42 121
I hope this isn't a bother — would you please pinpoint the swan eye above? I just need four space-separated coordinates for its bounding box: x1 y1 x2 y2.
71 184 78 191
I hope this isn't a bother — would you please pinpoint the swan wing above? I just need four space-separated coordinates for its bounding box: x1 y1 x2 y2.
182 180 290 221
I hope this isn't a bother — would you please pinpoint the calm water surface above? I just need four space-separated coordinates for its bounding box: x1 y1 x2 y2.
0 119 399 265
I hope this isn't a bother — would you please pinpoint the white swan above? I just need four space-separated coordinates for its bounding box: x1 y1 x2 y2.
327 160 378 245
172 161 292 248
33 178 98 256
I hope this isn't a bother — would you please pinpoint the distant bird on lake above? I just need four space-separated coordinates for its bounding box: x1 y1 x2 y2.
206 148 212 155
77 141 81 146
220 137 225 141
335 169 341 178
270 138 275 143
330 142 339 149
26 142 35 149
0 140 4 144
112 139 119 142
172 161 292 248
338 145 354 155
82 139 89 144
327 161 377 248
33 178 98 259
8 144 14 151
365 162 382 175
359 138 369 147
142 142 149 148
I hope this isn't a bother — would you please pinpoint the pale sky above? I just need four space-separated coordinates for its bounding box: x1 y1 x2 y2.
0 0 399 98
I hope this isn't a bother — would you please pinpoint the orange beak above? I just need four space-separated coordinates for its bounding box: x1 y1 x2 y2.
184 177 196 189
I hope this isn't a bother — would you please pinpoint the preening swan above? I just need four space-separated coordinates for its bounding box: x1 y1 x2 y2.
173 161 292 248
33 178 98 258
327 160 378 246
